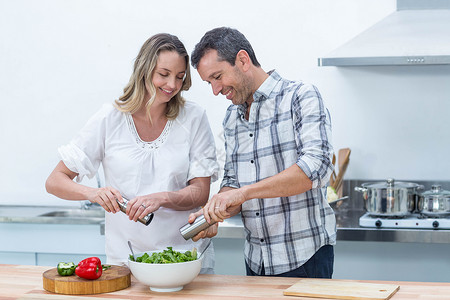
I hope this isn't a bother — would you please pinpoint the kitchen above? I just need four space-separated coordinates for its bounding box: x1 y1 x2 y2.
1 0 449 298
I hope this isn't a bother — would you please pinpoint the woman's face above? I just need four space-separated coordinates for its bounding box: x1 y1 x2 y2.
150 50 186 105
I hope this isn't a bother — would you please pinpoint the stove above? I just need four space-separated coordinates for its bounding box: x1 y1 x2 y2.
359 213 450 229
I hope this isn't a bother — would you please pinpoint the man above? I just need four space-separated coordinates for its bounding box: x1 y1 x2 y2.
189 27 336 278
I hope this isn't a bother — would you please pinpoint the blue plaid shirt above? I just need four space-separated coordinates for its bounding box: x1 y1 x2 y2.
220 70 336 275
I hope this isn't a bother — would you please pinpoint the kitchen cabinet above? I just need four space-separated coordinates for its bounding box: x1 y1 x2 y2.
334 241 450 283
212 238 245 276
0 220 245 275
0 222 106 266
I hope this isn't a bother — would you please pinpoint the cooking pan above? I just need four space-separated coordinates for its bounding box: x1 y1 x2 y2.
354 178 423 217
417 185 450 217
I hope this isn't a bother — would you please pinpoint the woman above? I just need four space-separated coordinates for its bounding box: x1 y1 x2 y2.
45 33 219 273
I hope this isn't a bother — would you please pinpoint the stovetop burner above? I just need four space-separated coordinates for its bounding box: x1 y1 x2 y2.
359 213 450 229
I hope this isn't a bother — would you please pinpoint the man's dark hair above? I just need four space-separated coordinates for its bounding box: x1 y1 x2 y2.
191 27 261 69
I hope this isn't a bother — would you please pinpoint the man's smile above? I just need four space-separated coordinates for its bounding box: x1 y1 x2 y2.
224 88 233 100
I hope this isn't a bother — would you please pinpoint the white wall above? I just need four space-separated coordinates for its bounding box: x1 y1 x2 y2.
4 0 450 207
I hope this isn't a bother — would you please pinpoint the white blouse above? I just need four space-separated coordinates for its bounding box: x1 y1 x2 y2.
59 101 219 267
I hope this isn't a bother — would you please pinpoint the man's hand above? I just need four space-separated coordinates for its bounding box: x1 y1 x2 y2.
188 209 219 241
203 188 246 224
187 201 242 241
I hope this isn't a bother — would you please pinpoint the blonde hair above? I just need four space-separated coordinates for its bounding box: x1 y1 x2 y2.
114 33 192 120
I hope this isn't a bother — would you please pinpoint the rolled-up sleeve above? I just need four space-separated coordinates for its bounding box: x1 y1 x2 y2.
292 84 334 189
58 105 109 182
187 110 219 182
220 142 240 190
219 109 240 189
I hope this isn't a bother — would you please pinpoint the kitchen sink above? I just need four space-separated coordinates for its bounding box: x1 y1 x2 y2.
39 209 105 218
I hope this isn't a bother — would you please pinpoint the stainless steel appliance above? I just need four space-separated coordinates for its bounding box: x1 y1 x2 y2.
359 213 450 229
355 180 450 230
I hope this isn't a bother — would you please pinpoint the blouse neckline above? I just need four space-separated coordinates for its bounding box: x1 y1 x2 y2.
125 113 173 150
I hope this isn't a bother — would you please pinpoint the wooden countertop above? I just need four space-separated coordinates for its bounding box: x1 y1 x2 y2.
2 264 450 299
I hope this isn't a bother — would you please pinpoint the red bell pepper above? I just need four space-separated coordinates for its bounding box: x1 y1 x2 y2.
75 257 102 280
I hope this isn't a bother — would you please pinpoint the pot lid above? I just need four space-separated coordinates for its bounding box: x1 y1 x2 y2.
421 185 450 197
362 178 420 189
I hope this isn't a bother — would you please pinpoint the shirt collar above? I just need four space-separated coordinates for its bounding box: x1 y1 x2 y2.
253 69 280 101
237 70 281 117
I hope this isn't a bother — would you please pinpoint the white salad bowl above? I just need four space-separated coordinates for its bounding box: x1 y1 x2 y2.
128 250 203 292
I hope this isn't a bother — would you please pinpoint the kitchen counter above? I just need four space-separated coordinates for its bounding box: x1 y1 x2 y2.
3 264 450 299
0 205 243 237
0 205 104 225
333 207 450 243
1 202 449 243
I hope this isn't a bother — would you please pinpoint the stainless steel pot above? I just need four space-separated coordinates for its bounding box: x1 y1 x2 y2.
417 185 450 217
354 178 423 217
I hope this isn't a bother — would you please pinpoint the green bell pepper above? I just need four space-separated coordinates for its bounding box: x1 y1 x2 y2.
57 262 76 276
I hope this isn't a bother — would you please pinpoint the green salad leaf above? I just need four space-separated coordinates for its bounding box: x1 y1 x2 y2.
135 247 198 264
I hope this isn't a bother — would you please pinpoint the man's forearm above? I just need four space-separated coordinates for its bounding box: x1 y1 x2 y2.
240 164 312 201
219 186 236 193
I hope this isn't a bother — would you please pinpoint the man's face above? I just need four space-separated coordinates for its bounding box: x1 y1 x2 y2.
197 49 253 106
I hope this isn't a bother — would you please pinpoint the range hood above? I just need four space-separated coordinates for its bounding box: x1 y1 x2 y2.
318 0 450 66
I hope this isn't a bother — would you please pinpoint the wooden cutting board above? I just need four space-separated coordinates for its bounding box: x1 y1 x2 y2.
43 265 131 295
283 279 400 300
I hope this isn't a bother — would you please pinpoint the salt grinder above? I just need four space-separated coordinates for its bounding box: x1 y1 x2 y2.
179 215 216 240
116 197 154 226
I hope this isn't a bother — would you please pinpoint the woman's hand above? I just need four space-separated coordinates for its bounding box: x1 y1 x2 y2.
126 193 164 222
86 187 122 213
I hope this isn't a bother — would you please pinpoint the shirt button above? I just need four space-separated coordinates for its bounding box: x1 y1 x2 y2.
260 239 264 243
256 212 259 216
249 133 253 137
250 160 254 164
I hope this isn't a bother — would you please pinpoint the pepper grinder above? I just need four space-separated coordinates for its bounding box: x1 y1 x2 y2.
116 197 154 226
179 215 217 240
